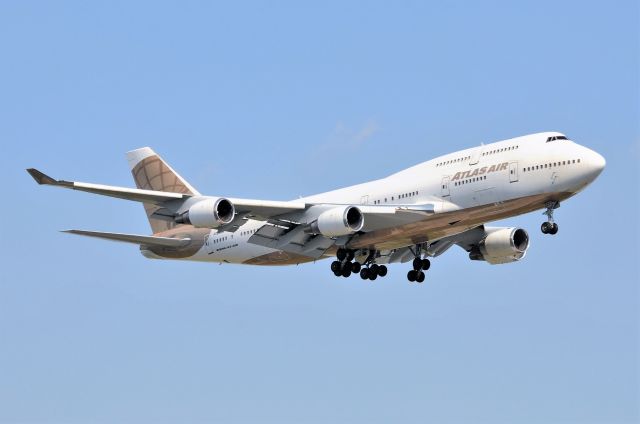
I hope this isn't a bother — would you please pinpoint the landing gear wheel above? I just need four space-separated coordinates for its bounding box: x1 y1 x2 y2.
336 248 347 261
333 271 342 277
342 262 353 273
360 268 370 280
541 201 560 235
541 222 551 234
407 270 417 282
351 262 361 273
416 271 425 283
341 268 351 278
378 265 388 277
421 259 431 271
346 250 355 261
412 257 423 271
368 266 378 279
330 261 341 273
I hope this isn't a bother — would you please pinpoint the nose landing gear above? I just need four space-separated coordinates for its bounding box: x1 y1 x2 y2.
541 201 560 235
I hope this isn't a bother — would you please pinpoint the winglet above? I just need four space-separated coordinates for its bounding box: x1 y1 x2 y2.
26 168 58 185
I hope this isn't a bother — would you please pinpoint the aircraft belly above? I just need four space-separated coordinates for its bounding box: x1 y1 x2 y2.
348 191 577 251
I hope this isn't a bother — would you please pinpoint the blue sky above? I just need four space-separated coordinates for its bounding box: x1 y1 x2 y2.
1 1 638 423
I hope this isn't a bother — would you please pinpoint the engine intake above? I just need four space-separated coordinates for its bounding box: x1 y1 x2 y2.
469 227 530 264
310 206 364 237
175 198 235 228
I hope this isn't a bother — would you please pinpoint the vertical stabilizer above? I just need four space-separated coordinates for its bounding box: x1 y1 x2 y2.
126 147 200 233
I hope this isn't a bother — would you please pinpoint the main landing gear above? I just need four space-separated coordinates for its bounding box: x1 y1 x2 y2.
406 244 431 283
331 248 388 281
359 263 388 281
541 201 559 235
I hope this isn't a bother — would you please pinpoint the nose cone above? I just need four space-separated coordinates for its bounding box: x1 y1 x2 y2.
583 148 606 183
593 151 606 172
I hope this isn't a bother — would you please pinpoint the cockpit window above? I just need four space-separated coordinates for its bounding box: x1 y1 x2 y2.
546 135 568 142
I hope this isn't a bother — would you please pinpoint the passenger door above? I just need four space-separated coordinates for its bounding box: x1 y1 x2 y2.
469 146 483 165
509 161 519 183
441 176 450 197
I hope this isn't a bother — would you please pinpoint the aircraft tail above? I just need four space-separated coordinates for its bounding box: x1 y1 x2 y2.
126 147 200 233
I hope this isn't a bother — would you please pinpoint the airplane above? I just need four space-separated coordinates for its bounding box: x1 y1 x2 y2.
27 131 605 283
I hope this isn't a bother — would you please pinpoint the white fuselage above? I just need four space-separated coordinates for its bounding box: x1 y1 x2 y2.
175 132 605 264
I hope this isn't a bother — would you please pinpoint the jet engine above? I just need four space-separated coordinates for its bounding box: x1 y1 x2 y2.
309 206 364 237
469 227 530 265
175 198 235 228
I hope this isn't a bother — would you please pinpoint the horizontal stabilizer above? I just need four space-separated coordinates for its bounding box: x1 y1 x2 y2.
26 168 188 204
62 229 191 247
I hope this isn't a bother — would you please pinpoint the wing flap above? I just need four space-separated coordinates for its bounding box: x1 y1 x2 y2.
62 229 191 247
248 222 334 259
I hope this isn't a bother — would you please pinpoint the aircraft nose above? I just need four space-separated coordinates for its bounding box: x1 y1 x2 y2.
592 151 606 172
583 148 606 181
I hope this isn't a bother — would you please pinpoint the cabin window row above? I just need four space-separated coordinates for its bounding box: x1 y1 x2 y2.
482 145 518 156
209 236 229 245
436 156 472 167
373 191 418 205
523 159 580 172
454 175 487 186
436 145 520 167
241 229 257 236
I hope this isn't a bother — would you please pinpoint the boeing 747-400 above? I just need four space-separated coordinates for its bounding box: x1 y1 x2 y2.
28 131 605 282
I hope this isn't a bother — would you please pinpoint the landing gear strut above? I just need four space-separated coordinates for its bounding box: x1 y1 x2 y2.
407 244 431 283
541 201 559 235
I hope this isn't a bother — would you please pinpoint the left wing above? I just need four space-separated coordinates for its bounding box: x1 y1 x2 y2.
27 168 187 204
27 167 461 257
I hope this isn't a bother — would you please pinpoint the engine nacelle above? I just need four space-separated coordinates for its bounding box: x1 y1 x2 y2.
309 206 364 237
175 198 235 228
469 227 530 265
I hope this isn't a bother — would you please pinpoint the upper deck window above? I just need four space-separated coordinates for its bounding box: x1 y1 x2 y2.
546 135 568 142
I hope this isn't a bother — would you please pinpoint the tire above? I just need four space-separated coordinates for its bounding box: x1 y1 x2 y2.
330 261 341 273
412 257 422 271
346 250 355 261
369 273 378 281
371 264 379 275
351 262 361 273
416 271 425 283
550 223 559 235
541 222 550 234
333 271 342 277
360 268 369 280
341 268 351 278
343 261 353 273
407 270 417 282
337 248 347 261
421 258 431 271
378 265 388 277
